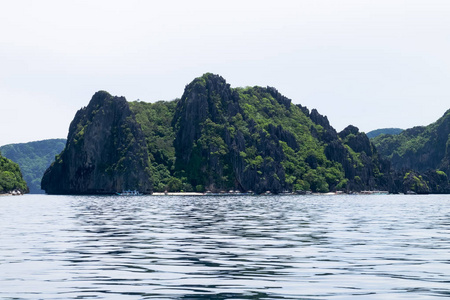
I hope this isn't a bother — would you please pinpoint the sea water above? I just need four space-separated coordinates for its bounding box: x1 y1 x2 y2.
0 194 449 299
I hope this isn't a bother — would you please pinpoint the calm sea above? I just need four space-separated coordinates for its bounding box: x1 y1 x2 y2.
0 194 449 299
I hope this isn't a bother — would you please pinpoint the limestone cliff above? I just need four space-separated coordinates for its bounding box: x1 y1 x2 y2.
42 73 429 195
171 73 389 193
41 91 152 194
172 74 245 192
300 108 391 192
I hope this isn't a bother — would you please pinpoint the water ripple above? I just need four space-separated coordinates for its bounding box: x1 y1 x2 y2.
0 194 449 299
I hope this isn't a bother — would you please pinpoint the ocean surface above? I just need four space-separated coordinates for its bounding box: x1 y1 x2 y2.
0 194 449 299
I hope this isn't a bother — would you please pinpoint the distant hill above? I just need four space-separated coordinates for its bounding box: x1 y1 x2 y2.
0 153 28 194
0 139 66 193
366 128 403 139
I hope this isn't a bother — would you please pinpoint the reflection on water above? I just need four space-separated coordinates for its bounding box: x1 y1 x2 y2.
1 194 449 299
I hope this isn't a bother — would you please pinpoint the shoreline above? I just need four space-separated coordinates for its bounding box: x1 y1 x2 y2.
152 192 204 196
149 191 390 196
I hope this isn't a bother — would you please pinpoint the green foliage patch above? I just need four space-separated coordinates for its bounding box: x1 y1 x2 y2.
0 154 28 193
130 100 179 192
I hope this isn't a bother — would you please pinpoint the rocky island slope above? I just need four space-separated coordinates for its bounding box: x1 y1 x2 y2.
41 91 152 194
42 73 449 194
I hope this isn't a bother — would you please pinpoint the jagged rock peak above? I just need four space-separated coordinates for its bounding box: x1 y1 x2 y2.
310 109 332 130
342 125 373 156
41 91 152 195
67 91 122 142
339 125 360 138
179 73 240 112
89 90 113 105
265 86 292 109
173 73 241 162
296 104 310 116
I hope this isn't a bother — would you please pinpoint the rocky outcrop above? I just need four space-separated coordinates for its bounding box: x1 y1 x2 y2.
389 169 450 194
172 75 296 193
242 124 287 193
339 125 373 156
41 91 152 194
170 74 391 193
172 74 240 191
322 125 391 191
173 73 241 169
43 73 442 195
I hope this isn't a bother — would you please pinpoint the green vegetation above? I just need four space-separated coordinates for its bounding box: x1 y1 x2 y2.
0 139 66 193
0 154 28 193
166 73 380 193
125 74 392 193
43 73 406 194
130 100 179 192
236 86 347 192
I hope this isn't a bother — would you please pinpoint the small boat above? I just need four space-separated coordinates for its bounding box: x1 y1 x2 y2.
360 190 389 195
116 190 142 196
204 190 255 196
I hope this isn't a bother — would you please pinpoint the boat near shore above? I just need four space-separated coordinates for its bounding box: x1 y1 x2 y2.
116 190 142 196
359 191 389 195
0 190 24 196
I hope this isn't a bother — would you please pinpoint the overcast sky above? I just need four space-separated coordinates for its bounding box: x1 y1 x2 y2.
1 0 450 146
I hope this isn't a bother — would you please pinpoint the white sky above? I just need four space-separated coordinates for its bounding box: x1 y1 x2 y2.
1 0 450 146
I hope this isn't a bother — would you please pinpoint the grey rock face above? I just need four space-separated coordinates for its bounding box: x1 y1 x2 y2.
41 91 152 194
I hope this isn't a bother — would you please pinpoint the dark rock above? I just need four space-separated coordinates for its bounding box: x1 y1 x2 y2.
266 86 292 109
423 170 450 194
296 104 310 117
172 74 289 194
339 125 359 138
267 124 299 151
173 73 241 165
41 91 152 194
339 125 373 156
402 171 430 194
309 109 338 142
